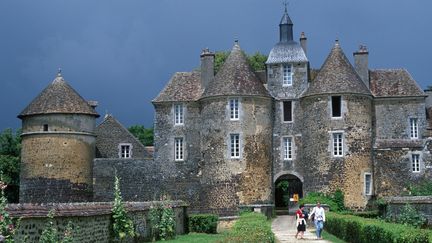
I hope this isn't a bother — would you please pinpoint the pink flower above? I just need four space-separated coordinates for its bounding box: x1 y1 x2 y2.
8 224 14 231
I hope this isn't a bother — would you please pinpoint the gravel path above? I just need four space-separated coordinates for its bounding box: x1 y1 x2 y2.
272 215 332 243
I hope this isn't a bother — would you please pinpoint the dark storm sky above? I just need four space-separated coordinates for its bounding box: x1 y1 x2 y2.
1 0 431 130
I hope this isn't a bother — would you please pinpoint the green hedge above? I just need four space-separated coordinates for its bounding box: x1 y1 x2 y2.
188 214 218 234
224 212 275 243
326 212 431 243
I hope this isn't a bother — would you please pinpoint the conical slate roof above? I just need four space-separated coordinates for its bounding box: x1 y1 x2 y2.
18 74 99 118
303 41 371 97
202 42 269 98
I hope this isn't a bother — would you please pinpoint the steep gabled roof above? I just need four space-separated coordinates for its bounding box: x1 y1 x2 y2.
96 114 150 158
153 71 202 103
18 74 99 118
303 41 371 97
370 69 425 97
202 42 269 98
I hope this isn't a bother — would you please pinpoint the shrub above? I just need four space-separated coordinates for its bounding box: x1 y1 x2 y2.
188 214 218 234
224 212 274 243
298 192 339 211
326 212 431 243
149 202 176 241
352 210 380 219
385 204 427 228
407 180 432 196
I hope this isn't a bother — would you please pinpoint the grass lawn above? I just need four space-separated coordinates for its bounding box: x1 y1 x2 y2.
160 233 226 242
322 230 346 243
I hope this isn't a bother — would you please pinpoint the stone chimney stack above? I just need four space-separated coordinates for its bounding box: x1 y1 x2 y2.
300 32 307 55
353 45 369 89
200 48 215 89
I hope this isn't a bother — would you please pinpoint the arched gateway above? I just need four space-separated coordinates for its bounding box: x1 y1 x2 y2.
274 172 303 209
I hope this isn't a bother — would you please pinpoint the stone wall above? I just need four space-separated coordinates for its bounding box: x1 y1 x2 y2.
7 201 187 242
384 196 432 225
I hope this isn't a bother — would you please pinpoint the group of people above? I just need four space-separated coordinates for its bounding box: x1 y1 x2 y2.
295 202 326 240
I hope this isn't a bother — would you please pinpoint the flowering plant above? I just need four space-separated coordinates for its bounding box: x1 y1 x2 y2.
0 180 19 243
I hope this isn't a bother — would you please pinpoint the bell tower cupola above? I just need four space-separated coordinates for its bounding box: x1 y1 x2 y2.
279 4 293 42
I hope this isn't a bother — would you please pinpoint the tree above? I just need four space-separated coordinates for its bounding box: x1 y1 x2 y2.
214 51 268 74
0 129 21 203
128 125 153 146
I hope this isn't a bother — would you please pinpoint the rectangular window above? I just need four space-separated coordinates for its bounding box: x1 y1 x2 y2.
230 134 240 158
283 101 293 122
331 96 342 117
332 133 343 157
283 64 293 86
174 103 184 125
364 173 372 195
229 98 240 120
410 118 418 139
283 137 293 160
43 124 48 131
120 145 131 158
412 154 420 172
174 137 184 161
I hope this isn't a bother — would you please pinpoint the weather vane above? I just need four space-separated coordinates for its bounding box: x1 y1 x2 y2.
57 68 62 77
283 0 289 12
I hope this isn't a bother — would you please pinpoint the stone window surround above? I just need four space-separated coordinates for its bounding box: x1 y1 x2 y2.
173 103 184 126
228 97 241 121
229 133 241 159
364 172 372 196
282 136 294 161
409 117 419 139
330 95 342 119
282 64 293 86
174 137 184 161
118 143 133 158
410 153 421 173
281 100 294 123
329 130 344 157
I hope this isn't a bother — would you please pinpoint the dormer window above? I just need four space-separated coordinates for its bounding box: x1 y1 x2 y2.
174 103 184 125
283 64 293 86
43 124 48 131
119 143 132 158
229 98 240 120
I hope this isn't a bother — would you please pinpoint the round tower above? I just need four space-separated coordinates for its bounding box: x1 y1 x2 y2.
18 72 99 203
300 40 373 209
199 41 273 214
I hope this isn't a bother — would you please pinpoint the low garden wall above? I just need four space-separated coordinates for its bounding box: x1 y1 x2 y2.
384 196 432 225
6 201 187 242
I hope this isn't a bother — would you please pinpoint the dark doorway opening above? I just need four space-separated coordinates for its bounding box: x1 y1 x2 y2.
275 174 303 210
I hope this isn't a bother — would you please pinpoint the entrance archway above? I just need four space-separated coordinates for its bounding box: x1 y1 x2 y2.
274 173 303 209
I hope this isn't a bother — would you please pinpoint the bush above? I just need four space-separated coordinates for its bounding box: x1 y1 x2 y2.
407 180 432 196
224 212 274 243
188 214 218 234
298 192 339 211
326 212 431 243
385 204 427 229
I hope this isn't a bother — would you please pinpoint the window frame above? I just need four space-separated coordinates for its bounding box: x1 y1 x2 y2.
119 143 132 158
410 118 419 139
411 153 421 173
331 132 344 157
364 173 372 196
174 137 184 161
174 103 184 125
282 64 293 86
230 133 240 159
282 101 293 123
282 136 293 161
229 98 240 121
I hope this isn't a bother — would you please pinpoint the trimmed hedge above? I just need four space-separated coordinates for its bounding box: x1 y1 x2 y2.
224 212 275 243
326 212 431 243
188 214 218 234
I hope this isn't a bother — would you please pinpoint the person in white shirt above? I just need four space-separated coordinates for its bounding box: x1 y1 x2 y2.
309 201 326 239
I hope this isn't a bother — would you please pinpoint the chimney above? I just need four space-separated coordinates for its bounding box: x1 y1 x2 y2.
200 48 215 89
353 45 369 89
300 32 307 55
87 100 98 109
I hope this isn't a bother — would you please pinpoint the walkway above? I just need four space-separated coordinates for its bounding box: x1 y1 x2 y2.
272 215 331 243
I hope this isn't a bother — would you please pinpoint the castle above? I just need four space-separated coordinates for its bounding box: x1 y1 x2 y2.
18 8 432 214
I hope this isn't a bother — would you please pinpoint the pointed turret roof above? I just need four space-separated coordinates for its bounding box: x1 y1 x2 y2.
280 6 293 25
202 42 269 98
303 41 371 97
18 73 99 118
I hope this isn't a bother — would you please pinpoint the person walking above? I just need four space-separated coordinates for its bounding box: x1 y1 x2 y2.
309 201 326 240
295 204 306 239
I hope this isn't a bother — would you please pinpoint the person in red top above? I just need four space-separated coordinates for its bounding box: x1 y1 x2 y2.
295 204 306 239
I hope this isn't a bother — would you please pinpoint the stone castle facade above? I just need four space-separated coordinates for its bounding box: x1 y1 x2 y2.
18 8 432 214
